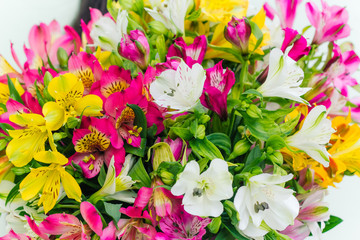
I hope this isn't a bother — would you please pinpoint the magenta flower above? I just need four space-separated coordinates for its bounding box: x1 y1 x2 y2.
118 30 150 70
158 202 211 240
70 117 126 178
281 28 310 61
275 0 302 28
38 214 92 240
306 1 350 45
200 61 235 120
224 17 251 54
167 36 207 66
68 52 103 94
323 44 360 96
0 230 32 240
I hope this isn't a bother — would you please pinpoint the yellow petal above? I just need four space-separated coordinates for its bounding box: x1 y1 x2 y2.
43 101 65 131
0 55 19 75
60 168 82 202
19 167 48 200
75 95 103 117
48 73 84 100
34 151 68 165
9 113 46 127
39 168 61 213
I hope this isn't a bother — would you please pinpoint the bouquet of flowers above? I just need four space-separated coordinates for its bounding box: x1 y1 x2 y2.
1 0 359 239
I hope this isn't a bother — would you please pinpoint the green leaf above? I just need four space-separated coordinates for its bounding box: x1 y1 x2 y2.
186 8 202 21
323 215 343 233
98 165 107 186
124 138 146 157
264 230 292 240
0 139 7 151
127 104 147 138
207 133 232 156
5 181 20 206
129 159 151 188
197 157 210 172
171 127 193 141
7 75 23 104
189 137 223 160
0 123 14 136
215 228 235 240
242 146 266 173
104 202 122 222
107 0 119 19
242 89 263 99
34 80 46 107
223 200 240 225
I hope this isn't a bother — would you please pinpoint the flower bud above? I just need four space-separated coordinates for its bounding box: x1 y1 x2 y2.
246 104 262 118
149 21 169 35
118 30 150 70
225 17 251 54
150 142 176 171
57 47 69 69
229 139 251 159
268 151 284 165
157 168 176 185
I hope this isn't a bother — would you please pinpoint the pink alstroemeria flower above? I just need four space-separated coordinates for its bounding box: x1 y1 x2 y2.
118 187 157 239
200 61 235 120
68 52 103 94
70 117 125 178
158 201 212 240
118 30 150 70
80 201 117 239
306 1 350 45
323 44 360 96
167 36 207 66
275 0 302 28
81 8 112 46
38 214 92 240
281 190 330 240
0 230 32 240
281 28 311 61
25 20 81 68
224 17 251 54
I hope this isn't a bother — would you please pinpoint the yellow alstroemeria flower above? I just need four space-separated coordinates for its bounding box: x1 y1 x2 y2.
47 73 103 122
195 0 248 24
6 102 65 167
205 8 270 61
20 160 81 214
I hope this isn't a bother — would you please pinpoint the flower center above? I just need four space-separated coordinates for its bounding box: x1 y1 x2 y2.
192 187 203 197
116 107 135 129
75 127 110 153
101 79 130 97
75 67 94 90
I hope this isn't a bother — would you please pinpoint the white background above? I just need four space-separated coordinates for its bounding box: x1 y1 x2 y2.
0 0 360 239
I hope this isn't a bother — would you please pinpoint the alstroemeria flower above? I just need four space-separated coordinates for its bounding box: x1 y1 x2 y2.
68 52 103 94
224 17 252 54
200 61 235 120
158 200 212 240
306 1 350 45
234 173 300 238
281 28 311 61
145 0 192 35
90 9 128 51
286 105 335 167
6 102 65 167
19 162 82 213
0 230 32 240
70 117 125 178
171 158 233 217
38 213 92 240
47 73 103 122
275 0 302 28
167 35 207 66
257 48 311 104
89 155 136 204
118 30 150 70
150 59 206 113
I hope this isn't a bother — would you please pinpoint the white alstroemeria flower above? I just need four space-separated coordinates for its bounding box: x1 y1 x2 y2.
90 9 128 51
145 0 192 35
89 155 137 203
149 59 206 113
285 105 335 167
234 173 300 239
171 158 233 217
257 48 311 104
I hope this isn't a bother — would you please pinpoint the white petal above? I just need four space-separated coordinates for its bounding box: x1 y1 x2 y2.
183 194 223 217
250 173 293 185
234 186 250 230
171 160 200 196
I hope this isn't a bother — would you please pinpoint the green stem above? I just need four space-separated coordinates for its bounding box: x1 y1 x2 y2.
53 204 80 209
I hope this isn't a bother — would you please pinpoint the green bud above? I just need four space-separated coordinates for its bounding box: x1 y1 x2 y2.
53 132 68 141
207 216 222 234
268 151 284 165
109 51 123 67
267 146 274 154
149 142 176 171
246 104 262 118
66 117 80 129
11 166 30 175
229 139 251 159
43 87 53 101
199 114 211 124
43 71 53 87
57 47 69 69
157 168 175 185
149 21 169 35
156 35 167 62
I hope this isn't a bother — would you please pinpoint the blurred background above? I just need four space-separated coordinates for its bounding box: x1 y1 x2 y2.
0 0 359 239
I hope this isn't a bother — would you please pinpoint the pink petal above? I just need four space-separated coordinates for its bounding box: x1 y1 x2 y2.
80 201 103 236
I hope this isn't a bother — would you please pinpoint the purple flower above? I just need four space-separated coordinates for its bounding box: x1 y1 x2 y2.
224 17 251 54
